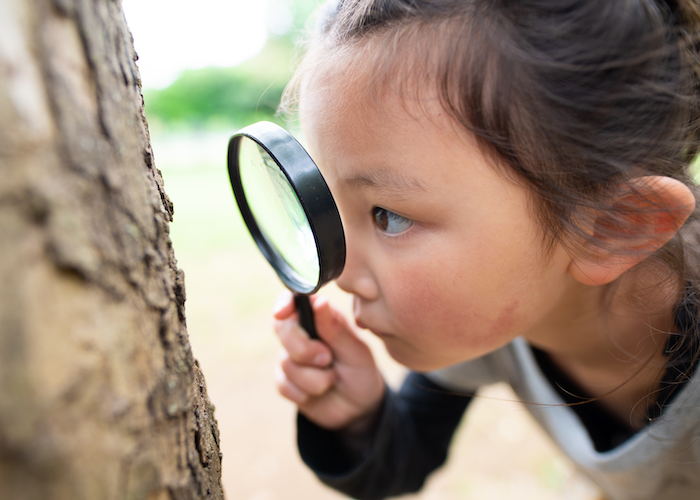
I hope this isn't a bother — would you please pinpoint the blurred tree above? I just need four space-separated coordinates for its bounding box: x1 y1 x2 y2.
143 0 319 129
0 0 223 499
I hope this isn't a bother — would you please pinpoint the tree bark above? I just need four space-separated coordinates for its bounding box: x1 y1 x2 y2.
0 0 224 498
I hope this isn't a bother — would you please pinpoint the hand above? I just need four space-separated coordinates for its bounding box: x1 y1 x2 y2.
274 291 386 431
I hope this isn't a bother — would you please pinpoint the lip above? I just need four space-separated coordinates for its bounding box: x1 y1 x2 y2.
355 317 395 339
355 317 369 330
353 298 396 338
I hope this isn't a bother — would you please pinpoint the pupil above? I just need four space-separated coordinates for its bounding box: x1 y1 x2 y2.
375 208 388 230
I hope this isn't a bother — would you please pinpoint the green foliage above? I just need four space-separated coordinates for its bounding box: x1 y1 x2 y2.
142 0 320 130
143 37 296 130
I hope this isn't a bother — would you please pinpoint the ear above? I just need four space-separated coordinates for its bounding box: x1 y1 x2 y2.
568 176 695 286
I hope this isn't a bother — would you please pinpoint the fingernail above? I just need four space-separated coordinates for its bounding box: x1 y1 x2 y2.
273 291 292 314
314 352 331 366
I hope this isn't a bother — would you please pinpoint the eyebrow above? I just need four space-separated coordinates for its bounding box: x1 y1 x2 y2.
344 168 428 194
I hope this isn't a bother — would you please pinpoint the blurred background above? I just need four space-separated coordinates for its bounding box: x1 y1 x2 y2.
122 1 601 498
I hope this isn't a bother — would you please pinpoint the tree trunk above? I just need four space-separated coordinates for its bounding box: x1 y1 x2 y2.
0 0 224 498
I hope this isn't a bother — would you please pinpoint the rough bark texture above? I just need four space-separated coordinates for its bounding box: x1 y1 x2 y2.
0 0 224 498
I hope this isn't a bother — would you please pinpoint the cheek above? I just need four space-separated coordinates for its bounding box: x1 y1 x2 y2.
383 256 527 357
491 299 521 337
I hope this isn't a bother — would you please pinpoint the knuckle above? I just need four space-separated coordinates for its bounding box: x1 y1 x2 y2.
287 342 307 362
276 374 309 405
306 370 334 396
289 340 315 364
279 352 336 397
278 384 299 403
276 321 310 361
280 356 298 376
274 318 294 342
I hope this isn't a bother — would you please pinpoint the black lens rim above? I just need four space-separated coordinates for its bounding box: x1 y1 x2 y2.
227 121 346 294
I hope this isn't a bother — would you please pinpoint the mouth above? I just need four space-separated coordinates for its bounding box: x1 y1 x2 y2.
354 317 369 330
352 297 395 338
355 317 396 340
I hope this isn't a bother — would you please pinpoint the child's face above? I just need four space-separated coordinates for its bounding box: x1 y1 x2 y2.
299 64 578 372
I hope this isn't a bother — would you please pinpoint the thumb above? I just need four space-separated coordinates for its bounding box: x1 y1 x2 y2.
312 296 372 364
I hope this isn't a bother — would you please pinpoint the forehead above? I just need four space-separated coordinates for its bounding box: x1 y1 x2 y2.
298 41 462 150
298 51 501 207
302 37 422 109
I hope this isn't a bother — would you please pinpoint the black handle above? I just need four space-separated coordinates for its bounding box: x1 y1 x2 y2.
293 293 318 340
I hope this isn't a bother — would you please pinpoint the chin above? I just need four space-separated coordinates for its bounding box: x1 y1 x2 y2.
382 342 450 373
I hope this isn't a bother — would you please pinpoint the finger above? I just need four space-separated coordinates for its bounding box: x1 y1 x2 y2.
273 290 295 320
280 353 336 397
275 316 333 366
312 296 373 364
275 364 309 405
275 291 324 319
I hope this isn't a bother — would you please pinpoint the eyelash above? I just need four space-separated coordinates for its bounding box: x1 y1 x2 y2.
372 207 414 236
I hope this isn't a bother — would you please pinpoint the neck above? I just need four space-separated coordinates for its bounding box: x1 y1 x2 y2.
524 266 682 427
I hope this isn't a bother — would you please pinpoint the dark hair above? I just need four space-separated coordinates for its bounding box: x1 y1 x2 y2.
285 0 700 284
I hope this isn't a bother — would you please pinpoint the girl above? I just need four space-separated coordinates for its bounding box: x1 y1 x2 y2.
272 1 700 499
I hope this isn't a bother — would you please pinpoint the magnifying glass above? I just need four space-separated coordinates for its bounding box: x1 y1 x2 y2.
227 121 346 339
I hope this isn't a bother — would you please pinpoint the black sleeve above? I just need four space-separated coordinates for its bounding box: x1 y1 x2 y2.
297 372 473 500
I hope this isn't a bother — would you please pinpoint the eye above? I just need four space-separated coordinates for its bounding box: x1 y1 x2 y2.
372 207 414 235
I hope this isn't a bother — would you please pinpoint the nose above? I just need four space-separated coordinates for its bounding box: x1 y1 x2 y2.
335 234 380 301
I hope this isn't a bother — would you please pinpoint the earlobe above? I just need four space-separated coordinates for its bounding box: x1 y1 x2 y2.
568 253 641 286
568 176 695 286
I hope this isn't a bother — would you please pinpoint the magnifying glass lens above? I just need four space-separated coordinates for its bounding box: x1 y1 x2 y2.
238 137 321 290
